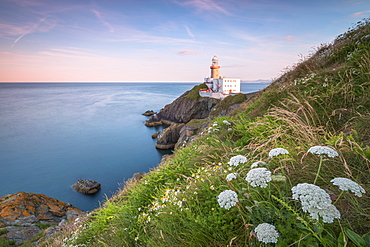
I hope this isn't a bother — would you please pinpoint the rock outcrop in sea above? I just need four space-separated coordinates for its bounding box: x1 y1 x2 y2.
0 191 84 244
145 84 250 149
72 179 101 194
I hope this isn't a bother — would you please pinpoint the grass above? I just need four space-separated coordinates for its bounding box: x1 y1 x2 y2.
35 19 370 247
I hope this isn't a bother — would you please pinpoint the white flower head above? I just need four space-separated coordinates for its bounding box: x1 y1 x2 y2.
254 223 279 244
308 146 338 158
217 190 239 210
251 161 267 168
222 120 231 125
268 148 289 158
292 183 340 223
331 177 366 197
245 168 272 188
228 155 248 166
226 173 238 181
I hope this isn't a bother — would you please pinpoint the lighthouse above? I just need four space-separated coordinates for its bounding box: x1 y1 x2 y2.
210 55 220 79
201 56 241 99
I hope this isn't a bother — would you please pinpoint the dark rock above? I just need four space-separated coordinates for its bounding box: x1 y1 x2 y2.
6 225 40 244
72 179 101 194
155 123 185 149
142 110 157 116
132 173 144 181
152 131 160 138
145 88 219 126
12 215 38 226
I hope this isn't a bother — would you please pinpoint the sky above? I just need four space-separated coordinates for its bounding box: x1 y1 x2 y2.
0 0 369 82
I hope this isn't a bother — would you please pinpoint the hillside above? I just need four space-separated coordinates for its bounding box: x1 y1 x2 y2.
22 19 370 246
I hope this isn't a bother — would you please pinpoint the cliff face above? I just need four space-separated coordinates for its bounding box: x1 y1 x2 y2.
145 86 219 126
0 192 84 244
145 84 251 149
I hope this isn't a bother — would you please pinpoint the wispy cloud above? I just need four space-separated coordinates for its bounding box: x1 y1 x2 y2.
178 50 201 55
40 47 96 58
174 0 231 15
351 10 370 17
91 9 115 32
185 25 195 38
283 35 296 42
11 16 55 48
110 35 200 45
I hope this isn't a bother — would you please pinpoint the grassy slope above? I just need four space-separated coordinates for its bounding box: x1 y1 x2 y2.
35 19 369 247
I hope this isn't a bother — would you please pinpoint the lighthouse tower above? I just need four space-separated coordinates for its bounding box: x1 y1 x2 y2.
202 55 241 98
210 55 220 79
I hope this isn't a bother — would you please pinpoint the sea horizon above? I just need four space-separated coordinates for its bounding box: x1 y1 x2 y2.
0 79 272 84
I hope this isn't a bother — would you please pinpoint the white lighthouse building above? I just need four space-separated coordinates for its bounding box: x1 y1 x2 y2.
200 56 241 99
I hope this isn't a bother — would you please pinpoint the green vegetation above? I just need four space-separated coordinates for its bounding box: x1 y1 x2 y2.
37 19 369 246
0 229 16 246
185 83 209 100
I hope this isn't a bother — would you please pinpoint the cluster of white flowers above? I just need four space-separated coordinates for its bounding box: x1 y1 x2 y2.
292 183 340 223
331 177 366 197
228 155 248 166
307 146 339 158
217 190 239 210
254 223 279 244
245 168 272 188
251 161 267 168
226 173 238 181
268 148 289 158
222 120 231 125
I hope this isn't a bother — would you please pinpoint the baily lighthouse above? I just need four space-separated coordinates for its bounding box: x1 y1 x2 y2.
210 55 220 79
201 56 241 99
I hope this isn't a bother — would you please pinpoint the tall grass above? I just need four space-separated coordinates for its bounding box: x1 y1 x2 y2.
35 19 370 247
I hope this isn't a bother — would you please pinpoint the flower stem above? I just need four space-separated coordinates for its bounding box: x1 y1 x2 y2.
333 191 344 205
313 157 323 185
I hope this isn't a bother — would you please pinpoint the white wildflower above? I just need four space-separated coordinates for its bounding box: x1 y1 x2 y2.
307 146 338 158
291 183 340 223
331 177 366 197
245 168 272 188
254 223 279 244
226 173 238 181
217 190 239 210
212 122 218 126
227 128 232 131
228 155 248 166
268 148 289 158
223 120 231 125
251 161 267 168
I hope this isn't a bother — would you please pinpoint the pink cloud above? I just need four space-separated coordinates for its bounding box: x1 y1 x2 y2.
177 50 202 55
351 10 370 17
283 35 296 41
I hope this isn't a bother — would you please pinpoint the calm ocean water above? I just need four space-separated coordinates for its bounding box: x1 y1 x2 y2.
0 82 269 211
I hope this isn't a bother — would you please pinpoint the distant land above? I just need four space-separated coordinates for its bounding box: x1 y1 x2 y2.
241 79 272 83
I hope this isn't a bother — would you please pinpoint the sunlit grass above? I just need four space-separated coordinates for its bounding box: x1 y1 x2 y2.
35 18 370 247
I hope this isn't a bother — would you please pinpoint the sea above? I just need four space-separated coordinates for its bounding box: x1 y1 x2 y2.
0 82 270 211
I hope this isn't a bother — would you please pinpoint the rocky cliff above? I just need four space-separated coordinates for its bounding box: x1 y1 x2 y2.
145 84 251 150
145 84 219 127
0 192 84 244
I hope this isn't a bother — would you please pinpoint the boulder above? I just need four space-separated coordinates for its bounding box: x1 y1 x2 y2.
142 110 157 116
72 179 101 194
